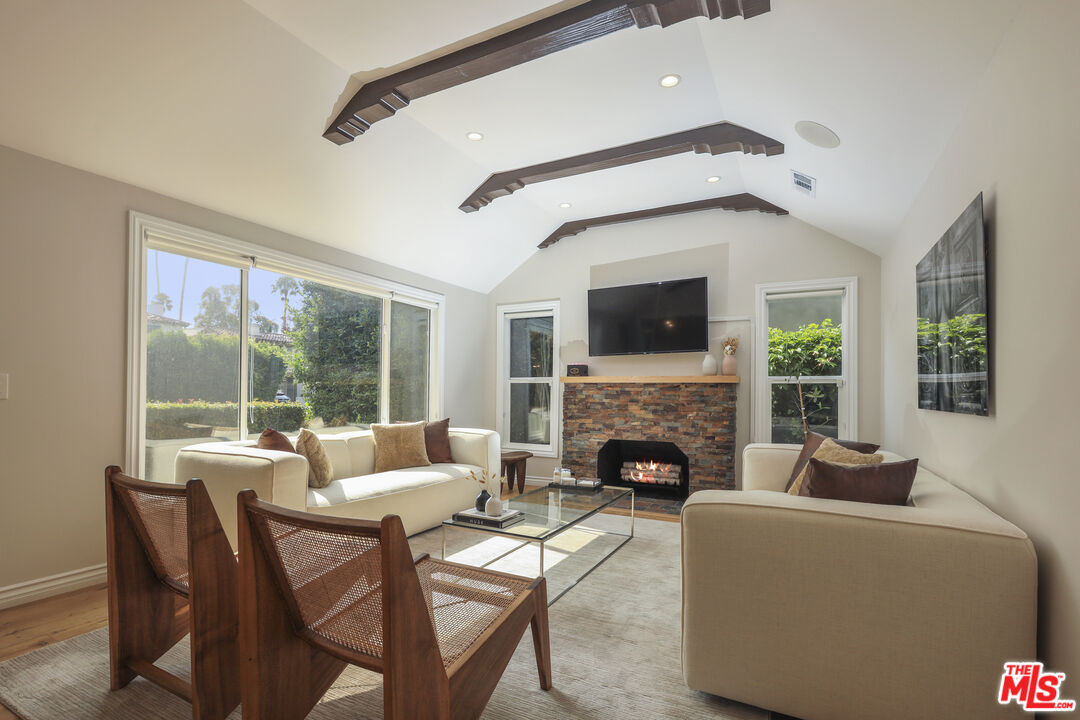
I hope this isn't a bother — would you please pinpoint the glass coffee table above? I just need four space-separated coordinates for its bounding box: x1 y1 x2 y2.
442 485 634 603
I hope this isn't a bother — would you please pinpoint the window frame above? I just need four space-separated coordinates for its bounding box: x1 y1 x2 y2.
126 211 445 476
495 300 560 458
753 277 858 443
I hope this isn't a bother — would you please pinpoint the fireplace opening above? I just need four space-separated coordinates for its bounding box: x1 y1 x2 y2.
597 440 689 499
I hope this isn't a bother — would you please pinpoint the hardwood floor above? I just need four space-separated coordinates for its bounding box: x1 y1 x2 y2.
0 498 675 719
0 582 110 718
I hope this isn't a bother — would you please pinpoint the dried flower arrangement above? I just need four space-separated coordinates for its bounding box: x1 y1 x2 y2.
720 336 740 356
466 469 503 496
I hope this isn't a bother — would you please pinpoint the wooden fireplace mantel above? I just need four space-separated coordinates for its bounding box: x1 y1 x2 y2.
560 375 739 384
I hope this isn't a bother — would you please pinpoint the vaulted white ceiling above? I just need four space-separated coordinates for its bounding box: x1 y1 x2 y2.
0 0 1020 292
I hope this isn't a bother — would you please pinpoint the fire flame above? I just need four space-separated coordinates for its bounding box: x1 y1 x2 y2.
630 459 672 483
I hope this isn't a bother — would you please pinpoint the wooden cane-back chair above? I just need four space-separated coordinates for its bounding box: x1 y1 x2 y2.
104 466 240 720
237 490 552 719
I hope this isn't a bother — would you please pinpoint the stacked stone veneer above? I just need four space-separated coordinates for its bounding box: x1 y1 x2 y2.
562 381 737 492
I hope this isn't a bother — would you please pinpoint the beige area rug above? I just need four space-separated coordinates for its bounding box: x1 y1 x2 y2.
0 517 770 719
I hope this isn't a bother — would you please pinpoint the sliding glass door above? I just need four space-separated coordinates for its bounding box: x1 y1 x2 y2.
131 215 442 482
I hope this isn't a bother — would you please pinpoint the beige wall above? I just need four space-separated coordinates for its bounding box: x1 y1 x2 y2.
0 144 488 589
880 1 1079 676
487 210 882 484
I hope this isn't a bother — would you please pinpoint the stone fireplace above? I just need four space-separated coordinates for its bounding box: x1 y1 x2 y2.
561 377 737 496
597 439 689 499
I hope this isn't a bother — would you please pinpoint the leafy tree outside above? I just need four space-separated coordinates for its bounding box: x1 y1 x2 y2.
288 281 382 426
768 319 842 442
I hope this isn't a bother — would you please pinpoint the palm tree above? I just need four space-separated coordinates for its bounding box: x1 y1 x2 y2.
272 276 301 332
152 292 173 313
177 257 189 323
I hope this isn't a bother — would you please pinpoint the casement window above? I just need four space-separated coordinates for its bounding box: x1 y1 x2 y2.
754 278 858 443
127 212 443 483
495 301 560 457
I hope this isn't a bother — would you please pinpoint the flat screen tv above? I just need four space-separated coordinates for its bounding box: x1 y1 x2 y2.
916 193 990 415
588 277 708 356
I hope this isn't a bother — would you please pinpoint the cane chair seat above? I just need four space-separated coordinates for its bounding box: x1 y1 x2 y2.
239 495 552 719
251 509 535 668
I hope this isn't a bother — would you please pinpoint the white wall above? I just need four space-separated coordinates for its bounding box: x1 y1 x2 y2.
487 209 882 484
880 1 1079 676
0 144 488 591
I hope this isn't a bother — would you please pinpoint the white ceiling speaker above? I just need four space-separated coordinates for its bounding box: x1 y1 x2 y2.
791 170 817 198
794 121 840 149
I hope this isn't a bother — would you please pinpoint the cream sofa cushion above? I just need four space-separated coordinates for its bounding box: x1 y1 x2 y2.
307 463 481 507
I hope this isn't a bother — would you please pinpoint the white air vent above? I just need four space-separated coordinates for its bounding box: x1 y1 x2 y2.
791 170 816 198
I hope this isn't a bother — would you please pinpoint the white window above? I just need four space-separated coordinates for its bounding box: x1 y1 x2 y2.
495 301 560 457
127 212 444 482
754 278 858 443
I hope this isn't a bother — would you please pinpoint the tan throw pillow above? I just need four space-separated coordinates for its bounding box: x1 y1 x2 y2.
295 428 334 488
788 438 883 496
372 422 431 473
255 428 295 454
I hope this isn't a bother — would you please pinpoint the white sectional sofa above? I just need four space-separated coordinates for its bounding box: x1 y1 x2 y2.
175 427 500 549
681 443 1037 720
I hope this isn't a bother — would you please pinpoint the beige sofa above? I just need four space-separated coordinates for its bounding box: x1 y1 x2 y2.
681 443 1037 720
175 427 499 549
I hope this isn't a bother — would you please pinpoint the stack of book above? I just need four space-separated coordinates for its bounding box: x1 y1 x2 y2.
451 507 524 529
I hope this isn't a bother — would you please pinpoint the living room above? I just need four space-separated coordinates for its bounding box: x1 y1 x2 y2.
0 1 1077 718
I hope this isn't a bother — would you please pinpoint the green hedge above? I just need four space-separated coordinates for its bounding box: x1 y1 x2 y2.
146 330 290 403
146 401 306 440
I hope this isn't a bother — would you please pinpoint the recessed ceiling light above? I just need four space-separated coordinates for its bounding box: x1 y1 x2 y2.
659 74 681 88
794 121 840 149
465 131 484 141
559 202 572 209
706 176 721 183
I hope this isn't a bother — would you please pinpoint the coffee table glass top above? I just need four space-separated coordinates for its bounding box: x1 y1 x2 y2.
443 485 632 541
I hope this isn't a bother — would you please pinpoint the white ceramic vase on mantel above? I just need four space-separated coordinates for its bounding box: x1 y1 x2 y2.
702 354 719 376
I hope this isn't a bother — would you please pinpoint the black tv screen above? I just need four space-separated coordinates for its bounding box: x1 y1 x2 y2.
916 193 989 415
588 277 708 356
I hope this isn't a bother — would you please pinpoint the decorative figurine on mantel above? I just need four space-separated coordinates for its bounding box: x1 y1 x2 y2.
720 336 739 376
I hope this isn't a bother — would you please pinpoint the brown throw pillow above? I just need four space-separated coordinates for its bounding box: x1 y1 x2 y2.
786 431 881 492
295 428 334 488
805 457 919 506
255 428 295 453
423 418 454 464
372 422 431 473
788 438 883 497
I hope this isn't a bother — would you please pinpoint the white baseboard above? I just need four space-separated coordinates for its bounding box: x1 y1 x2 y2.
0 563 107 610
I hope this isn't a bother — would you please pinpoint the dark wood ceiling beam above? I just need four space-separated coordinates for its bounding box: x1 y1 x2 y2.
538 193 787 248
324 0 771 144
460 122 783 213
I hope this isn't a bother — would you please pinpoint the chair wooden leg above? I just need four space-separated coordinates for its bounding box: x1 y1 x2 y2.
105 470 189 691
187 480 241 720
238 491 346 719
447 586 544 719
530 579 552 690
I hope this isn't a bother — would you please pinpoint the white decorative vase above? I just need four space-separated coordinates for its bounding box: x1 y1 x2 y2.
702 354 719 375
485 495 503 517
721 353 737 376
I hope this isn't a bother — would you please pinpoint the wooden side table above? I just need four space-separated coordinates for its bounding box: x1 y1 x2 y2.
500 451 534 494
